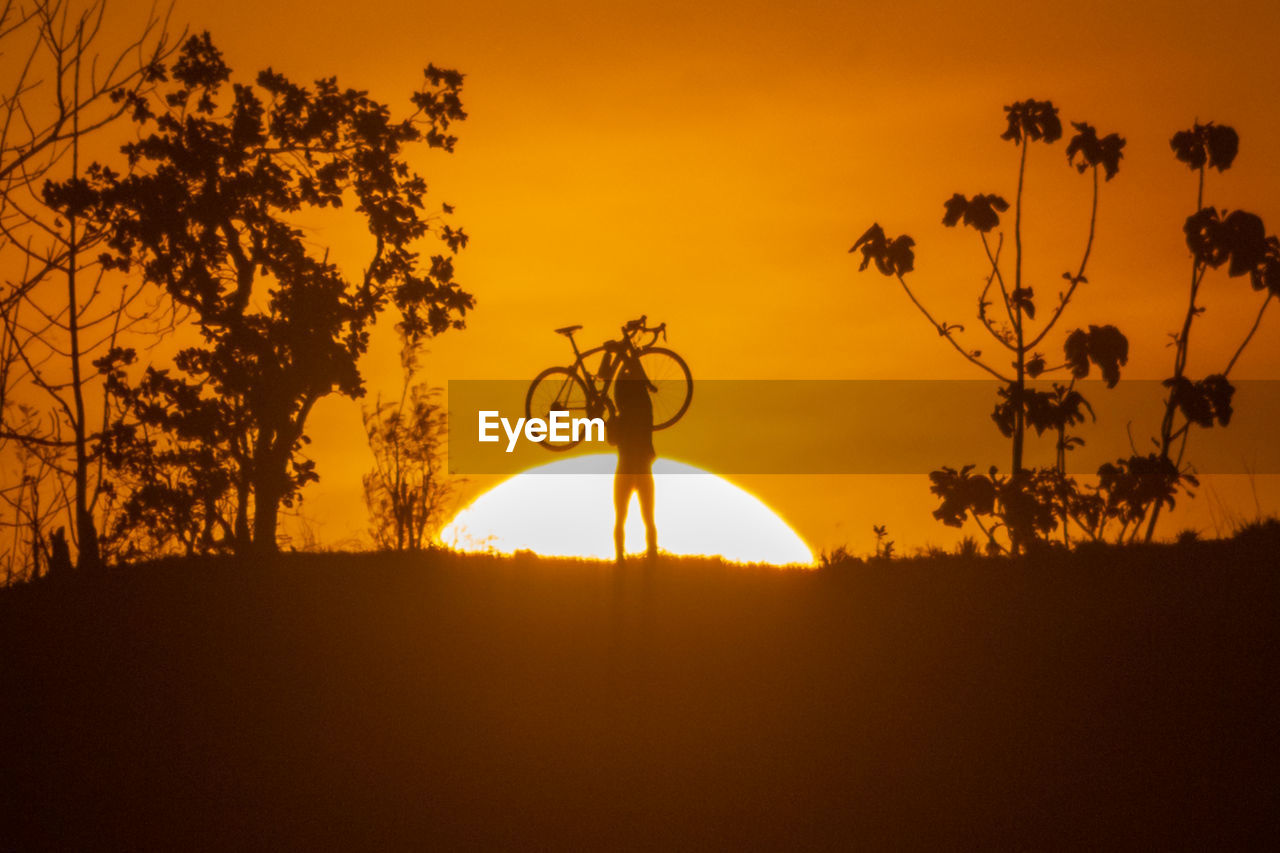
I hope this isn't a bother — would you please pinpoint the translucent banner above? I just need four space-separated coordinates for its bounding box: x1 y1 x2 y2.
447 379 1280 475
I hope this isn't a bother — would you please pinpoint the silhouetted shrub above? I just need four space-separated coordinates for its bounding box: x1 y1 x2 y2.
853 99 1128 553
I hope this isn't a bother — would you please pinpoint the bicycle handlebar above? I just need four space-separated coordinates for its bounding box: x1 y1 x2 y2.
622 316 667 346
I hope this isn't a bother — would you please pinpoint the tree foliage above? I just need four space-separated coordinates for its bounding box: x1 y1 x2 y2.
59 33 472 554
1062 324 1128 387
850 223 915 276
1170 122 1238 172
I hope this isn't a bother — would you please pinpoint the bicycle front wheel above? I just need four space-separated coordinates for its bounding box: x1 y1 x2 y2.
525 367 592 451
634 347 693 430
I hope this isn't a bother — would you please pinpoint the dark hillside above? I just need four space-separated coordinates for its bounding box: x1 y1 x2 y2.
2 540 1278 849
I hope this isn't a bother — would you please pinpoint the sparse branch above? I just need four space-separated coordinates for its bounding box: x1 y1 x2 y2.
1012 138 1027 337
0 0 180 187
0 428 73 446
977 234 1016 351
979 231 1016 328
0 0 183 574
969 514 1004 554
8 318 74 422
1143 161 1207 543
1223 293 1273 378
893 272 1010 382
1028 164 1099 350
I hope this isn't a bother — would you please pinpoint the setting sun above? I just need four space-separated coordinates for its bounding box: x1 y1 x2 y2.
441 455 814 565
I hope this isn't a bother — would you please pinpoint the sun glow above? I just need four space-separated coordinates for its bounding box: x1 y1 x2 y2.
441 456 814 566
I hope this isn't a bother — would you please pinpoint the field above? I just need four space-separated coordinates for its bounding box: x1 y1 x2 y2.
2 537 1278 849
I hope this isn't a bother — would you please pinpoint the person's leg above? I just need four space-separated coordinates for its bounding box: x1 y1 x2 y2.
613 472 634 562
636 467 657 558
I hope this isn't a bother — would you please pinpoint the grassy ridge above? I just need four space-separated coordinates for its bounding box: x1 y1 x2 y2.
2 540 1278 849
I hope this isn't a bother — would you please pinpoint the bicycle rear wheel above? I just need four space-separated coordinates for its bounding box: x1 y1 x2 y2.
633 347 693 430
525 367 592 451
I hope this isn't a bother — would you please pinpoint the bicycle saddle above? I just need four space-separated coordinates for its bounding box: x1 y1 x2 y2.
554 324 583 336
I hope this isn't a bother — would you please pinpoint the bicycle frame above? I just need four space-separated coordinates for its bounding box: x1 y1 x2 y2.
528 316 689 444
560 322 661 416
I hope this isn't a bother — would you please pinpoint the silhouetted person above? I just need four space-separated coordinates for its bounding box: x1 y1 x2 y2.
48 527 72 576
611 359 657 563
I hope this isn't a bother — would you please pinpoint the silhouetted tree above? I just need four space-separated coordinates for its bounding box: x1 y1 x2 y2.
853 99 1128 552
73 34 472 554
94 348 238 558
871 524 893 559
362 352 454 552
0 439 62 581
1137 122 1280 542
0 0 176 574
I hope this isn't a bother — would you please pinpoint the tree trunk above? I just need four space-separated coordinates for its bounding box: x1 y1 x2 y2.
66 111 101 572
252 481 280 554
251 440 293 554
234 470 252 554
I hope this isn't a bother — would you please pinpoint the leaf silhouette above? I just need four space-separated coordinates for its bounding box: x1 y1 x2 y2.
1065 121 1126 180
940 193 1009 232
1163 377 1205 426
1170 128 1206 169
1170 122 1239 172
851 223 915 276
1252 236 1280 296
1201 374 1235 426
1184 207 1270 276
1011 287 1035 319
942 193 967 228
1206 124 1240 171
1087 324 1129 387
884 235 916 275
929 465 996 527
1223 210 1267 278
1022 388 1059 435
1057 386 1094 428
850 223 887 272
1001 99 1062 144
1164 374 1234 427
1098 454 1194 521
1184 208 1229 267
992 384 1021 438
1064 329 1090 380
1063 324 1128 387
1021 384 1094 436
966 194 1008 232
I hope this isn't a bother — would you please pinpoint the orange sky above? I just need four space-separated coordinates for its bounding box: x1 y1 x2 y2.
81 0 1280 552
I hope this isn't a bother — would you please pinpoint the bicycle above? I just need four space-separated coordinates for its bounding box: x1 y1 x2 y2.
524 316 693 451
